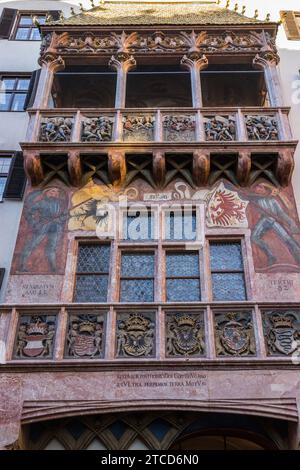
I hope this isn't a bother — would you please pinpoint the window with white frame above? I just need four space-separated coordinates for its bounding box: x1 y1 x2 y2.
13 14 46 40
0 156 12 201
0 76 30 111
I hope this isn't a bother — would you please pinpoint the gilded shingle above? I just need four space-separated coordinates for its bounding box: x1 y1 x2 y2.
50 1 264 27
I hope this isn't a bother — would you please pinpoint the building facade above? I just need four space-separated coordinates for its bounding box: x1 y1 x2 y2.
1 0 300 450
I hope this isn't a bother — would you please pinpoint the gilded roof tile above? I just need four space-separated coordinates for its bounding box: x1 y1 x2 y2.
50 1 264 26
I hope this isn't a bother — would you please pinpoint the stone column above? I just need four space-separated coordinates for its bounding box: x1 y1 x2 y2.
181 54 208 108
253 51 283 107
109 53 136 109
32 53 65 109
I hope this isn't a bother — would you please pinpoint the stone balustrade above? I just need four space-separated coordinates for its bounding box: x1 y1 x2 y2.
25 107 292 145
1 303 300 362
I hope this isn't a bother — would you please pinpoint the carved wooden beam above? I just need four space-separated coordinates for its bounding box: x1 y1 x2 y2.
237 151 251 186
108 150 126 186
153 151 166 188
276 149 294 187
193 150 210 186
23 151 44 186
68 150 82 187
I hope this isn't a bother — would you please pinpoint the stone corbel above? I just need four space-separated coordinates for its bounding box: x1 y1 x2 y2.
181 54 208 108
276 149 294 187
237 151 251 186
68 150 82 187
193 150 210 186
109 53 136 108
108 150 126 187
253 51 283 107
153 151 166 188
23 151 44 186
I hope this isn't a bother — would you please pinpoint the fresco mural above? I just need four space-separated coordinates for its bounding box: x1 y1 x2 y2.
12 186 69 274
10 176 300 277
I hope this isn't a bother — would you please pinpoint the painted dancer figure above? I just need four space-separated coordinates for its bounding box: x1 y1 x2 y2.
19 187 67 272
247 183 300 266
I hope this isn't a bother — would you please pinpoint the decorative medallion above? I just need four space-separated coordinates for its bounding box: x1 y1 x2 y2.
14 314 57 359
263 311 300 356
116 312 155 357
65 313 105 358
166 313 205 357
214 312 256 356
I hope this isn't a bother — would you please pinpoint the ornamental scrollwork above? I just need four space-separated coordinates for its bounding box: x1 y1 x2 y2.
163 114 196 142
204 115 236 141
14 314 56 359
81 116 114 142
123 115 155 142
263 310 300 356
43 30 276 56
166 313 205 357
116 313 155 357
214 312 256 356
40 117 73 142
246 115 278 141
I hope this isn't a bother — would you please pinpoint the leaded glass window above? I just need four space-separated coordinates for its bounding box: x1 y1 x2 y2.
164 208 197 241
166 251 201 301
120 252 155 302
209 241 246 301
123 208 155 240
74 244 110 302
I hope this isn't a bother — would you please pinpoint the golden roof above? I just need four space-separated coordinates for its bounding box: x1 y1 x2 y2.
51 1 265 27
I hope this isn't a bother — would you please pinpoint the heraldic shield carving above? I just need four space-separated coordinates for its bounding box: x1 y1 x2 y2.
166 313 205 357
14 314 57 359
263 310 300 356
214 311 256 356
66 313 105 358
116 312 155 357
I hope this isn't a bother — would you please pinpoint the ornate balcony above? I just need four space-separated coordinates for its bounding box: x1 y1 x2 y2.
1 302 300 365
21 106 296 188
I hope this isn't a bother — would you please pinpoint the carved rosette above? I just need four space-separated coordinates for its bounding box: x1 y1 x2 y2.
246 115 278 141
65 314 105 359
204 115 236 141
214 311 256 357
39 116 73 142
166 313 205 357
116 312 155 358
262 310 300 356
163 114 196 142
13 314 57 359
123 115 155 142
81 116 114 142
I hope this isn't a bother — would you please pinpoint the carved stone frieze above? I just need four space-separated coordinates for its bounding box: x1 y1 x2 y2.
214 311 256 356
262 310 300 356
246 115 278 141
40 117 73 142
204 115 236 141
116 312 155 357
163 114 196 142
81 116 114 142
43 30 275 56
14 314 57 359
123 115 155 142
166 313 205 357
65 314 105 359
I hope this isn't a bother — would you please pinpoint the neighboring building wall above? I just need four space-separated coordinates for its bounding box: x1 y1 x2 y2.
0 0 78 301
